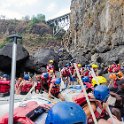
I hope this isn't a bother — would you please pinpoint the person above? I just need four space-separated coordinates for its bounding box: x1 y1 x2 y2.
98 118 122 124
48 78 65 101
109 73 118 92
48 69 56 79
35 75 42 94
40 72 51 92
91 64 99 75
45 101 87 124
20 74 33 95
46 60 55 73
15 77 23 94
2 74 9 81
60 64 71 88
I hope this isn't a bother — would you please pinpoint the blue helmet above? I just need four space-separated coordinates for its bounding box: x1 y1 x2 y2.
55 78 61 85
93 85 110 102
45 101 87 124
2 74 9 78
24 74 30 80
65 63 70 67
85 65 91 69
82 76 90 82
42 73 49 79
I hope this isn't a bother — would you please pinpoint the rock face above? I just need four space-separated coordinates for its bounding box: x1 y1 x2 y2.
58 48 73 68
25 48 59 72
63 0 124 65
0 43 29 72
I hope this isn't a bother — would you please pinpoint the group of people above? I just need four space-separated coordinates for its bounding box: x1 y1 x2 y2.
0 60 124 123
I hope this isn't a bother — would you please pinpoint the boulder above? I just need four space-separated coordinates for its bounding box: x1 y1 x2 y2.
25 48 59 72
0 43 29 72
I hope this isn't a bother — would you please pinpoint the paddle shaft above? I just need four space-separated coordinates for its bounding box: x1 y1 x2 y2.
74 63 98 124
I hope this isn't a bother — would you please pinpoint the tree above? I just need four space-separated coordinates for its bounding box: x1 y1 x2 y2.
37 14 45 22
30 14 46 25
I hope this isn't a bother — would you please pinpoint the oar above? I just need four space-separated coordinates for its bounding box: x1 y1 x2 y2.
19 81 37 106
74 63 98 124
42 90 61 102
106 105 115 124
90 68 100 85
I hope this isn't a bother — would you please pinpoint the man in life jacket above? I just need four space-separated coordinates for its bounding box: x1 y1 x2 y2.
35 75 42 94
109 73 120 92
73 86 109 124
20 74 33 95
1 74 9 81
40 72 51 92
69 63 77 85
48 78 65 101
15 77 23 94
94 85 122 121
48 69 56 79
91 64 99 76
46 60 55 74
60 64 71 88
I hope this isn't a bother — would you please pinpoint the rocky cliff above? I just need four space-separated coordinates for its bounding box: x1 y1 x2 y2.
63 0 124 65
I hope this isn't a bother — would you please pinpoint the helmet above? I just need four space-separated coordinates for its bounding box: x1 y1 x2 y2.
109 73 117 80
92 64 98 69
92 76 107 86
45 101 87 124
2 74 8 78
42 73 49 79
24 74 30 80
85 65 91 69
117 71 123 78
93 85 110 102
54 78 61 85
77 64 82 68
65 63 70 67
82 76 90 82
49 60 54 63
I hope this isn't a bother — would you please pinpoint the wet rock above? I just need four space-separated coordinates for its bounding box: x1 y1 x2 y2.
0 43 29 72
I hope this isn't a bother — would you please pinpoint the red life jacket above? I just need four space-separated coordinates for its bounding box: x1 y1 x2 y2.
113 79 118 88
47 64 55 72
0 80 10 93
21 81 32 93
88 101 107 124
51 84 60 95
61 68 70 77
35 81 41 90
84 70 89 76
0 101 50 124
73 93 107 123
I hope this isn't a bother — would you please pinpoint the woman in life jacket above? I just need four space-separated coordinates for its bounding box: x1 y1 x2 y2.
40 72 51 92
48 78 65 101
20 74 33 95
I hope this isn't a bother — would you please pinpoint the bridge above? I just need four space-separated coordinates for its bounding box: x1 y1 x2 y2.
46 13 70 36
